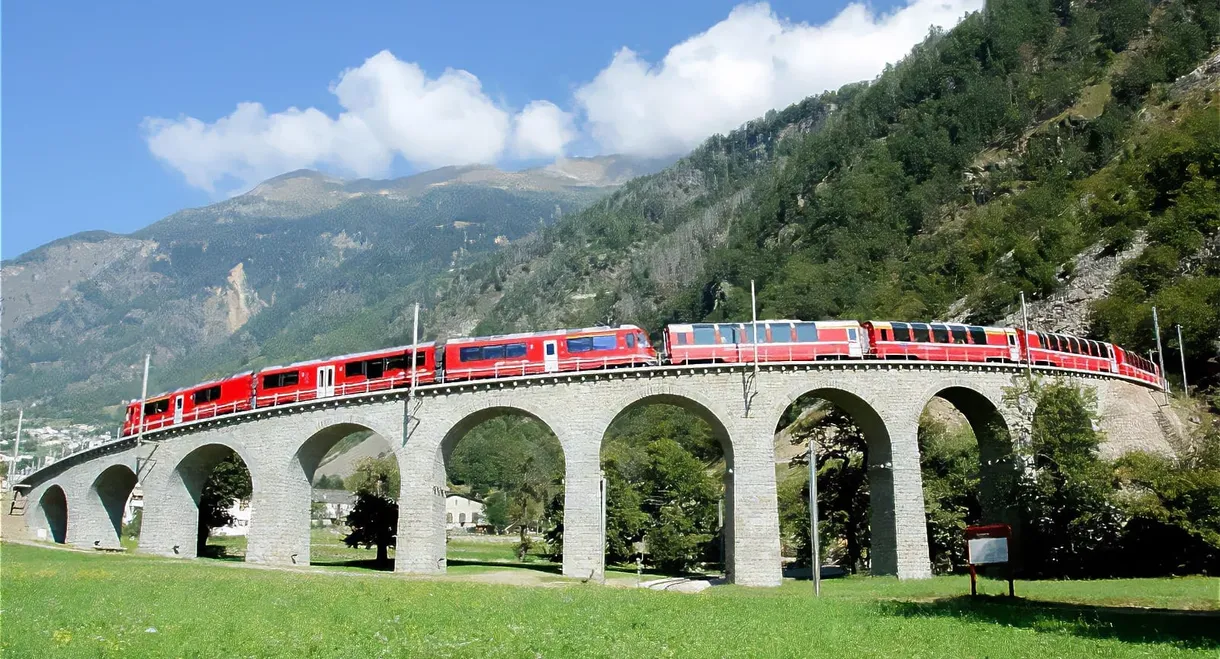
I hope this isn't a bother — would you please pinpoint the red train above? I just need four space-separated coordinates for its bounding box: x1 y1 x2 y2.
121 319 1162 437
122 325 656 436
661 319 1162 385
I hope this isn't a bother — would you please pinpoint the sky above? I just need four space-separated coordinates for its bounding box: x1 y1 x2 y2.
1 0 982 259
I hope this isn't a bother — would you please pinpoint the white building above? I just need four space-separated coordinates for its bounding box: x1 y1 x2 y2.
212 499 252 536
446 493 484 531
312 489 355 527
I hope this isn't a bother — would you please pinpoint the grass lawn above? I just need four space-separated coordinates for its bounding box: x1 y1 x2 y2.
3 542 1217 657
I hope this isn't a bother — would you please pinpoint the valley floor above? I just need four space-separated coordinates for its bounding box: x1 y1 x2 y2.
2 540 1217 657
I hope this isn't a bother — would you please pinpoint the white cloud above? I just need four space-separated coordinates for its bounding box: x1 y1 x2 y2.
145 2 982 191
511 101 576 159
144 50 515 193
574 0 982 157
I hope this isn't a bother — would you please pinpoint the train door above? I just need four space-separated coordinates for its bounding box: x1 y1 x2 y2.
1007 332 1020 363
847 327 863 358
173 395 184 424
544 340 559 372
317 365 336 398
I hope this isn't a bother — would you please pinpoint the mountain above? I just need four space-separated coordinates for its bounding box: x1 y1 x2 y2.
1 156 667 423
6 0 1219 429
420 0 1219 390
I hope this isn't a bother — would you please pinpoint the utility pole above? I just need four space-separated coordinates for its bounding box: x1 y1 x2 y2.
750 280 759 378
1176 324 1189 396
10 409 23 486
808 435 821 597
136 354 151 446
1020 292 1032 382
410 303 420 396
1152 307 1168 393
600 471 607 584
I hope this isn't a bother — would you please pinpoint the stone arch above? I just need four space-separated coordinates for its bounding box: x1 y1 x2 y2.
593 383 738 580
439 404 564 465
158 441 257 560
770 385 892 462
90 464 139 546
770 386 892 575
287 420 396 567
397 396 568 576
34 484 69 544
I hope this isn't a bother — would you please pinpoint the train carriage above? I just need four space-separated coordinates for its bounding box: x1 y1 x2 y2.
255 343 438 407
443 325 655 382
665 320 863 364
122 372 254 436
863 321 1019 363
1113 345 1163 387
1015 329 1118 376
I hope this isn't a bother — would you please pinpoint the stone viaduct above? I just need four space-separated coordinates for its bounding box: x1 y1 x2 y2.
10 362 1171 587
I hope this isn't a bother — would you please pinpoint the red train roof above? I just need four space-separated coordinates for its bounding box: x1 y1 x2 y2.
445 325 643 345
260 343 437 372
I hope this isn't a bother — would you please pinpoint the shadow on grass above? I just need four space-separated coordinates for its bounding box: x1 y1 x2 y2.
311 558 396 572
881 595 1220 649
447 558 563 574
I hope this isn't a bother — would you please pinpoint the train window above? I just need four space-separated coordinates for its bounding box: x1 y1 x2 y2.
367 359 386 379
693 326 717 345
143 399 170 415
262 372 299 389
592 335 618 351
504 343 527 358
892 323 911 342
740 324 761 343
949 326 968 344
459 346 482 362
1066 337 1079 354
795 323 818 342
346 360 366 376
483 345 506 360
672 332 686 346
881 329 890 341
911 323 931 343
967 326 987 344
931 325 950 343
192 385 222 405
387 355 407 371
567 337 593 353
770 324 794 343
626 334 635 348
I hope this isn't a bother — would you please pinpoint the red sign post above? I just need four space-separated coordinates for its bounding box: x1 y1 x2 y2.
965 523 1014 597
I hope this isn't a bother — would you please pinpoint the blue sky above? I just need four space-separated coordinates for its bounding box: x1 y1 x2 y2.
2 0 979 259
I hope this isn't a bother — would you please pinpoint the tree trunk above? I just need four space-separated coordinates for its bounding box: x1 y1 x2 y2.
197 519 209 557
376 542 388 566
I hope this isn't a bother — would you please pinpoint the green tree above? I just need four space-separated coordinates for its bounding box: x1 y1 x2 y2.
1012 379 1124 578
785 405 871 573
313 474 346 490
343 456 400 566
604 458 649 565
640 439 720 573
197 452 252 556
1114 426 1220 575
918 416 982 574
483 491 509 533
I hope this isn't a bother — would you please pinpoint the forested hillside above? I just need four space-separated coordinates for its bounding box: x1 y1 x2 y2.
427 0 1219 394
